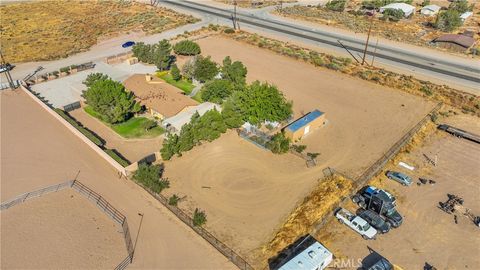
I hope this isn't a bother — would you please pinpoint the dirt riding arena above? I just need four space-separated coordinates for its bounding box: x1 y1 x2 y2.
0 90 235 269
316 118 480 269
1 189 127 269
164 36 435 261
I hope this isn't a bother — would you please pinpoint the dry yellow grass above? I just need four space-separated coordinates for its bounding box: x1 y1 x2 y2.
0 0 199 63
255 174 354 268
214 0 296 8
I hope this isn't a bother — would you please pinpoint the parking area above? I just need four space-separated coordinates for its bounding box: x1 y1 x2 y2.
316 127 480 269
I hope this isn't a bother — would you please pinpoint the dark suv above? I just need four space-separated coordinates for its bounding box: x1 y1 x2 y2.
358 209 391 234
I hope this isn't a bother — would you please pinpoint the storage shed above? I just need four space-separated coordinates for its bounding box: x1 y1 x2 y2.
420 5 441 16
284 110 326 142
432 34 476 52
380 3 416 17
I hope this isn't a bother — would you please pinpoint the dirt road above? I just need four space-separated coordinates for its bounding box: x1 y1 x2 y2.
0 90 235 269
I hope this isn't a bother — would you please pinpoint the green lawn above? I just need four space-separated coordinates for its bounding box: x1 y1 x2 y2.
157 72 195 94
192 90 203 102
84 106 164 139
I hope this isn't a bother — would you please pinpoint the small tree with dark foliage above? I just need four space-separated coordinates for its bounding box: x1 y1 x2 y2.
173 40 201 55
193 208 207 226
193 55 218 82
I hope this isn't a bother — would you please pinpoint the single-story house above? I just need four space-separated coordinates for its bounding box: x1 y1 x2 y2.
432 34 476 52
420 5 441 16
380 3 416 17
283 110 326 142
162 102 221 134
123 74 198 119
460 11 473 22
272 235 333 270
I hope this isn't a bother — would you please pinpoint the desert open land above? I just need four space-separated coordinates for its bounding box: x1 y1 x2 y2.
0 90 235 269
162 35 436 262
0 0 199 63
1 189 127 269
316 115 480 269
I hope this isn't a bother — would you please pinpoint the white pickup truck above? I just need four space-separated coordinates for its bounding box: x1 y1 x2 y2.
335 208 377 240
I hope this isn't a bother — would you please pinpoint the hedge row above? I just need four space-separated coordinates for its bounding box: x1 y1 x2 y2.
54 108 104 147
104 149 131 167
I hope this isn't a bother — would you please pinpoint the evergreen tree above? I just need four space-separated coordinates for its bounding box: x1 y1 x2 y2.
171 64 181 81
154 39 172 71
173 40 201 55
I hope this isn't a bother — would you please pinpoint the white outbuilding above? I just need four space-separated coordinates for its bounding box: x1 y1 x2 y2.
380 3 416 17
274 235 333 270
460 11 473 22
421 5 441 16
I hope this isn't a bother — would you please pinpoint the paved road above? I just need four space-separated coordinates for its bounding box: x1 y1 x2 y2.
162 0 480 93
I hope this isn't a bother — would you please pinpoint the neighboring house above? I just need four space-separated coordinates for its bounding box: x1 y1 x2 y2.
420 5 441 16
283 110 326 142
123 74 198 119
380 3 416 17
270 235 333 270
432 34 476 52
460 11 473 22
162 102 221 134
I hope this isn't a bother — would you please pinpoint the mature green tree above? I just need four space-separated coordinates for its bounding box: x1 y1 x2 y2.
132 42 150 63
83 73 110 87
221 100 244 128
230 81 292 125
171 64 181 81
83 79 141 124
221 56 247 87
181 57 196 80
435 10 462 32
173 40 201 55
267 132 290 154
193 55 218 82
133 163 169 193
161 133 180 160
154 39 172 71
201 79 234 104
132 40 172 70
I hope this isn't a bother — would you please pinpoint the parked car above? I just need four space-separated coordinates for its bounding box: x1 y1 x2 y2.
358 209 391 234
0 63 14 73
386 171 412 186
122 41 136 48
335 208 377 240
353 186 403 228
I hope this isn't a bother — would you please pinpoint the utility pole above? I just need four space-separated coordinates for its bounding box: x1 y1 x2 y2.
233 0 238 30
0 49 16 90
362 13 374 65
370 39 379 67
131 212 144 263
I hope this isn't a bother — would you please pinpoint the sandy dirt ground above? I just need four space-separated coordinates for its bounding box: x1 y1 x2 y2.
70 108 163 163
1 189 127 269
163 36 434 261
316 124 480 269
196 36 435 176
0 90 235 269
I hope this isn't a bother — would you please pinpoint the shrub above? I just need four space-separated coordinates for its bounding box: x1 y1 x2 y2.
133 163 170 193
382 8 405 21
141 119 158 131
60 66 70 73
325 0 347 12
224 28 235 34
105 149 130 167
435 10 462 32
307 152 320 159
449 0 472 14
168 194 180 206
420 85 433 96
193 208 207 226
173 40 201 55
267 132 290 154
292 144 307 153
